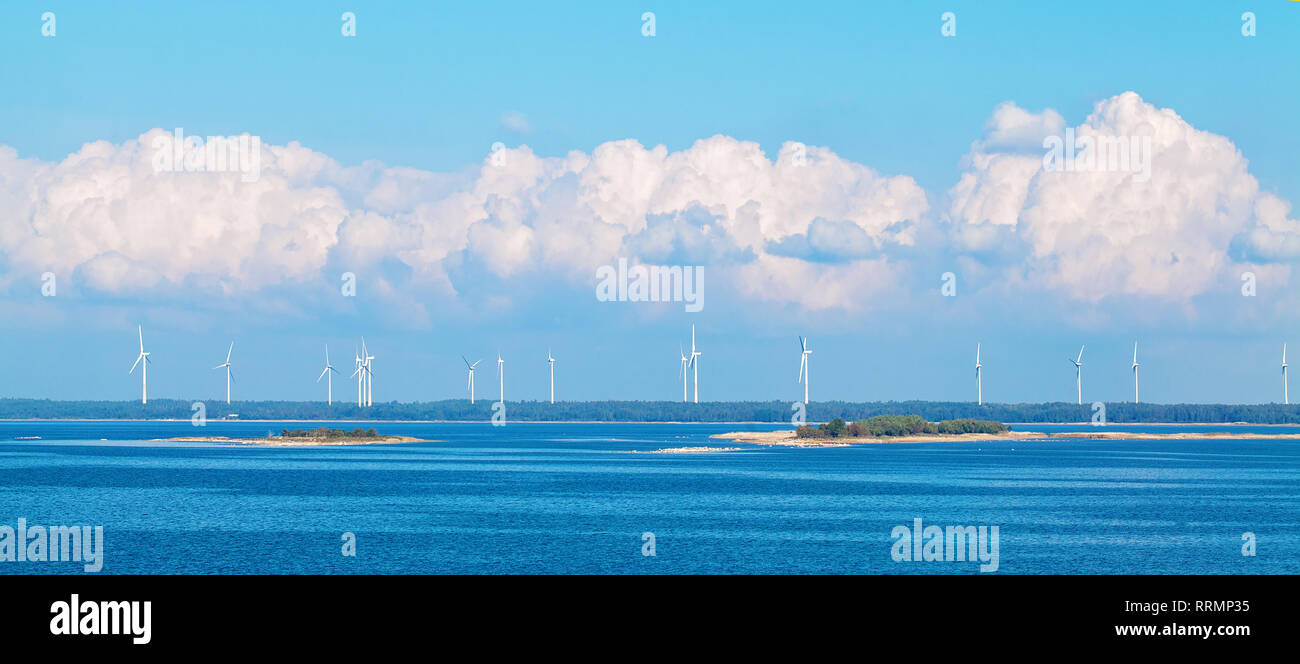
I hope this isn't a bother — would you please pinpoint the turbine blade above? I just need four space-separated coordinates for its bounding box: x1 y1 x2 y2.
317 367 329 382
130 354 142 373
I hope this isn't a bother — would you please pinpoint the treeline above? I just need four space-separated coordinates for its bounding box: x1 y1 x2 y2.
1 398 1299 424
797 415 1008 439
281 427 379 439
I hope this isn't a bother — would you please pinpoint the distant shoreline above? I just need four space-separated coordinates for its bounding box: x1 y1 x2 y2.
4 418 1299 426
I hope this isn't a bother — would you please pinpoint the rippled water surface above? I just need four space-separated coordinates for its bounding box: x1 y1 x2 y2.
1 421 1296 574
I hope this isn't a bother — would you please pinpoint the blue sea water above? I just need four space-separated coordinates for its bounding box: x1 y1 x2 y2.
0 420 1297 574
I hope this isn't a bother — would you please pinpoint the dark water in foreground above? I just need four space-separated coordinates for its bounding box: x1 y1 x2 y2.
0 421 1296 574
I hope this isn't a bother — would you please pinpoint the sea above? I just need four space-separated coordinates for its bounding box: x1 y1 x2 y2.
0 420 1296 574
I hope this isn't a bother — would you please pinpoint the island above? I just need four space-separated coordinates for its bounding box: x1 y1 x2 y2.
155 427 428 447
714 413 1300 447
714 415 1043 446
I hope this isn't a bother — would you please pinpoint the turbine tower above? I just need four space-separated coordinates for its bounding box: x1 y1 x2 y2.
497 352 505 403
128 325 151 404
350 346 363 406
547 349 555 404
797 336 812 405
1284 344 1289 405
362 339 375 407
317 345 339 405
1132 342 1140 404
689 324 702 404
1070 345 1085 405
975 343 982 406
678 345 690 403
463 356 481 404
212 342 234 404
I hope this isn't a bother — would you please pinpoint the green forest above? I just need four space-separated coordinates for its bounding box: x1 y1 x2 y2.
2 398 1299 423
797 415 1008 439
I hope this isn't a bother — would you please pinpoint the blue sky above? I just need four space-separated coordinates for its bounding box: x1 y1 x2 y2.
1 1 1298 404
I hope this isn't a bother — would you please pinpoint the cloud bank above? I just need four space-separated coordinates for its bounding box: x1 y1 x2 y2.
0 92 1293 322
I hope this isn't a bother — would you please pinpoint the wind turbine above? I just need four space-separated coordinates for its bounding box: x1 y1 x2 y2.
689 324 701 404
1132 342 1140 404
1069 345 1085 405
128 325 151 404
797 336 812 405
350 346 363 406
678 345 689 403
317 345 339 405
463 356 481 404
975 343 982 406
547 349 555 404
1284 344 1289 405
496 352 505 403
362 339 375 407
212 342 234 404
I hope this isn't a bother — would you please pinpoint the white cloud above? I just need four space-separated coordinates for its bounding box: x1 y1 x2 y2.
948 92 1293 302
500 111 532 135
0 97 1292 321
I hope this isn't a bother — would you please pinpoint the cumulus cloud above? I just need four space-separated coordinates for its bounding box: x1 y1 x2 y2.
0 95 1292 322
767 218 879 263
948 92 1293 302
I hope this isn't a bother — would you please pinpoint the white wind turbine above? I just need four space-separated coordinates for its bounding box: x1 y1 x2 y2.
975 343 982 406
463 356 481 404
1132 342 1140 404
548 349 555 404
212 342 234 404
128 325 151 404
362 339 375 407
350 346 363 406
797 336 812 405
689 324 701 404
1070 345 1085 405
678 345 689 403
1283 344 1289 405
497 352 505 403
317 345 339 405
546 350 556 402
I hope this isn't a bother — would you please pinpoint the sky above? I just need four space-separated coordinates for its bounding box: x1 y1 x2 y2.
0 1 1298 404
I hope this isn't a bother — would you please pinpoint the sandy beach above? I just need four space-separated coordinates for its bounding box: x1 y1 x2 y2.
153 435 428 447
712 430 1045 446
632 446 744 454
714 428 1300 446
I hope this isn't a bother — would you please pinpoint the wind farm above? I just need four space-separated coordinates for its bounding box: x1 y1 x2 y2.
95 326 1300 422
